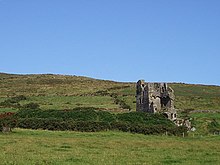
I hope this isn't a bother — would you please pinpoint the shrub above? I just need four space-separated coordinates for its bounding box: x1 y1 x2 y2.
0 95 27 108
13 108 187 136
111 93 131 110
110 121 130 132
0 100 21 108
12 95 27 102
0 112 16 131
208 119 220 134
15 107 116 122
73 121 110 132
117 112 174 126
93 90 109 96
22 103 40 109
16 118 110 132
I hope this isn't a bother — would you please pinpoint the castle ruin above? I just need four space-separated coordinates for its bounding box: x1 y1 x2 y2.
136 80 177 121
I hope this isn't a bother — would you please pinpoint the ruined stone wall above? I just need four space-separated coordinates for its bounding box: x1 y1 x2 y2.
136 80 177 121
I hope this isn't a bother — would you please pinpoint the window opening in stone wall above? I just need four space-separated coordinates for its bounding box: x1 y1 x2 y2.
163 113 168 118
161 96 170 107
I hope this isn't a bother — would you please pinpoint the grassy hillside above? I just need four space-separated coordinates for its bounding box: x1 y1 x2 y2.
0 73 220 112
0 129 219 165
0 73 129 97
1 73 220 164
0 73 132 112
171 83 220 110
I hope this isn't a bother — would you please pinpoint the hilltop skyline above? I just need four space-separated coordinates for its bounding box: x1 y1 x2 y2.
0 1 220 85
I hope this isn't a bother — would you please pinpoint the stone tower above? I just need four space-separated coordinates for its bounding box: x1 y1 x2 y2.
136 80 177 121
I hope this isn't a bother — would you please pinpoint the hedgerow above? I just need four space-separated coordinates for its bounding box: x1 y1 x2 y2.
15 118 186 136
1 107 188 136
14 107 116 122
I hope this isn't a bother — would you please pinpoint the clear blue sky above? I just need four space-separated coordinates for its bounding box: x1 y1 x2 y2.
0 0 219 85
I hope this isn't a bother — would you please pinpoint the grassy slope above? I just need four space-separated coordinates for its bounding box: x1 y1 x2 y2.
189 113 220 135
1 73 220 134
0 128 220 165
1 73 220 111
1 73 220 164
0 73 131 112
171 83 220 110
0 73 127 97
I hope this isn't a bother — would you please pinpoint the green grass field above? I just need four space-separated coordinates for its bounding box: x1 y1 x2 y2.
1 73 220 164
0 74 220 165
0 129 220 165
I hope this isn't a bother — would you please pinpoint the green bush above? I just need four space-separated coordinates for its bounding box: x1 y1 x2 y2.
17 118 110 132
111 93 131 110
11 95 27 102
22 102 40 109
117 112 174 126
0 112 17 131
11 108 187 136
93 90 109 96
0 95 27 108
208 119 220 134
110 121 130 132
0 100 21 108
15 107 116 122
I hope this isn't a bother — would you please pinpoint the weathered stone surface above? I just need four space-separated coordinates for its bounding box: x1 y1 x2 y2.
2 126 11 133
136 80 177 121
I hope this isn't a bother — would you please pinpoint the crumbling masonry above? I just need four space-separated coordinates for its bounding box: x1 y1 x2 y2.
136 80 177 121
